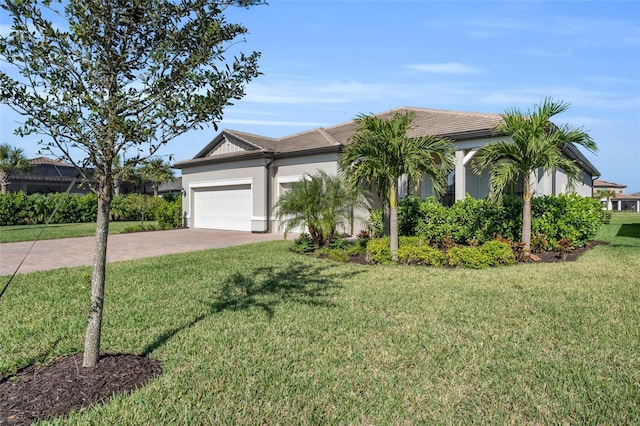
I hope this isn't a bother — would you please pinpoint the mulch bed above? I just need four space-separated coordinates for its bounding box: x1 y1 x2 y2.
0 353 161 425
527 240 607 263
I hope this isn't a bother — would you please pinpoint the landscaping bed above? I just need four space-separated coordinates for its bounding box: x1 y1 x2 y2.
307 237 607 267
0 353 161 426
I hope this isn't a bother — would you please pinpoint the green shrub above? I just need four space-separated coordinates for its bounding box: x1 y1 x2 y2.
447 246 490 269
413 194 603 249
555 238 573 261
447 196 484 244
120 194 165 222
0 192 180 226
367 208 385 238
366 237 392 264
532 194 607 248
157 198 182 229
326 248 350 262
110 195 126 221
479 240 516 266
415 197 451 244
122 224 159 233
345 242 366 256
328 238 349 250
397 240 445 267
398 195 421 236
0 191 30 225
530 233 549 253
75 193 98 223
292 233 316 254
327 238 366 256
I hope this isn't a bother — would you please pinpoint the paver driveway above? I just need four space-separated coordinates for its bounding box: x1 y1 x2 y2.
0 229 286 275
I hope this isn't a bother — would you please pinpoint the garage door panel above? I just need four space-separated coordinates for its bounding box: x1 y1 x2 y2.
193 184 252 231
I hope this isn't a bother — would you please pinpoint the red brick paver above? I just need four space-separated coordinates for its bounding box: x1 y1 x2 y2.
0 229 286 275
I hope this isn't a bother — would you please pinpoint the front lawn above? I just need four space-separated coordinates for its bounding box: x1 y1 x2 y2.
0 221 160 243
0 215 638 424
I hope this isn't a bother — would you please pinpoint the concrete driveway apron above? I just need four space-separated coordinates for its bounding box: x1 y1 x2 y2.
0 229 285 275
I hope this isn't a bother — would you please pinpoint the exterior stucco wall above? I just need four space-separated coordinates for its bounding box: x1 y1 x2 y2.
180 157 269 231
574 170 594 197
270 152 364 235
552 168 593 197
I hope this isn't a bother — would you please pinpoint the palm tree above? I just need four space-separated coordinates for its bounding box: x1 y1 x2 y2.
273 170 365 248
0 143 34 194
471 98 598 254
138 158 176 197
594 189 616 211
339 111 455 260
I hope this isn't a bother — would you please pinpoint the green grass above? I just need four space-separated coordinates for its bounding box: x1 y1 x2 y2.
1 215 638 424
0 221 160 243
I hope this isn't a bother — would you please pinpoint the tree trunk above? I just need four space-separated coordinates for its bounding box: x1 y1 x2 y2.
521 176 532 256
390 180 399 261
0 171 8 194
83 177 112 368
153 185 159 197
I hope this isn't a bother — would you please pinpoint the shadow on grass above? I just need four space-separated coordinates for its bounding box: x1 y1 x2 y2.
0 337 63 382
1 223 77 233
617 223 640 239
141 261 360 356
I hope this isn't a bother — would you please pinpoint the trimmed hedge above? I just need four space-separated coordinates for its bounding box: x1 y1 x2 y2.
0 192 99 225
366 236 445 266
397 238 446 266
366 237 515 269
0 191 183 228
531 194 607 249
391 194 606 248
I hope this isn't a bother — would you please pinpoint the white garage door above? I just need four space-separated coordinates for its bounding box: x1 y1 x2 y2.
193 184 252 231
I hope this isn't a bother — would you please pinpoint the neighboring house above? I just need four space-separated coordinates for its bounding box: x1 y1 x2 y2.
594 179 640 212
174 106 601 233
158 176 182 197
6 157 92 195
6 156 178 197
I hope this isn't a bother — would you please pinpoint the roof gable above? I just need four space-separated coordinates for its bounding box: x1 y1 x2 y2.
208 135 255 156
192 130 279 160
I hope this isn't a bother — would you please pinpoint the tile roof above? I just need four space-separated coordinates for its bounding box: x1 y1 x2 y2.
593 179 627 188
187 107 504 162
613 192 640 200
29 157 74 167
174 106 598 178
276 107 503 152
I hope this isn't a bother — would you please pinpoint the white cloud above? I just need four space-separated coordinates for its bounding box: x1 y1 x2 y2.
243 80 407 105
477 86 640 110
407 62 481 74
240 79 481 106
584 75 640 87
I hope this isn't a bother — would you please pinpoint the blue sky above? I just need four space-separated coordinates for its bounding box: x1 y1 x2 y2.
1 1 639 192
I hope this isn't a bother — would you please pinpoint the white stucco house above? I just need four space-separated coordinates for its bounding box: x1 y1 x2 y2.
174 107 600 233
